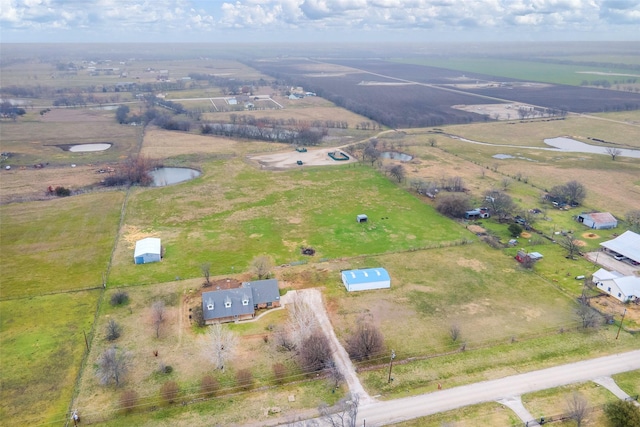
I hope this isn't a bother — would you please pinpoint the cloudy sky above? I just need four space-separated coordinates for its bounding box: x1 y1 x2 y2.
1 0 639 43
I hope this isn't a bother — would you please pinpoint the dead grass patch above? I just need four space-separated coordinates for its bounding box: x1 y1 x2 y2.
456 258 487 272
582 232 600 239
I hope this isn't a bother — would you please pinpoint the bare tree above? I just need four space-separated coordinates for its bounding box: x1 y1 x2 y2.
106 318 122 341
96 346 131 387
449 324 461 342
273 362 288 384
605 147 622 161
389 164 406 183
209 323 237 371
160 380 179 404
298 330 333 373
236 368 254 391
484 189 515 222
428 137 437 147
502 177 512 190
566 391 589 427
119 389 138 414
287 293 318 348
345 320 385 361
319 392 360 427
327 361 345 390
549 181 587 206
436 194 471 218
363 143 380 166
576 302 601 329
152 300 166 338
251 255 273 280
201 262 211 286
626 209 640 233
201 374 219 397
558 235 581 260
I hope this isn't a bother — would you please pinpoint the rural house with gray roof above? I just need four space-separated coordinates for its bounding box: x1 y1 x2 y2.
202 279 281 324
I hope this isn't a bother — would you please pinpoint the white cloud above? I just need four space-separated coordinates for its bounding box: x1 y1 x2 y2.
0 0 638 41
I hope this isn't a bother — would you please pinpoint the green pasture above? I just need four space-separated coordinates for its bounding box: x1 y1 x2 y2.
612 370 640 397
0 192 124 298
107 161 468 286
392 57 635 86
522 382 616 425
391 402 520 426
0 289 100 426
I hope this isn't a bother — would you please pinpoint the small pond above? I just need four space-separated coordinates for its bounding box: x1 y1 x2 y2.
492 154 536 161
69 143 112 152
543 137 640 158
149 167 201 187
380 151 413 161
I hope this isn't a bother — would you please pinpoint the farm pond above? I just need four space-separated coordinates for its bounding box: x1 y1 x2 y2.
380 151 413 161
149 167 201 187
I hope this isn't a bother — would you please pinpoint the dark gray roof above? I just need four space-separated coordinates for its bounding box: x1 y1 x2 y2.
242 279 280 305
202 288 254 321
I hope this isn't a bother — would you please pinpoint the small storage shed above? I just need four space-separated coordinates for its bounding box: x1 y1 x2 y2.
577 212 617 229
134 238 161 264
356 214 368 223
341 268 390 292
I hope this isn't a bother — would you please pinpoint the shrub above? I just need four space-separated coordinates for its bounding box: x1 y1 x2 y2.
54 186 71 197
110 290 129 306
436 194 471 218
105 319 122 341
236 369 253 391
604 399 640 427
158 362 173 374
191 305 205 327
273 363 287 384
298 331 332 373
119 390 138 414
160 381 179 404
200 375 218 397
508 223 523 237
345 321 385 361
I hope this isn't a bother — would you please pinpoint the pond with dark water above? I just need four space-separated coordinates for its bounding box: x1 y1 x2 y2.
380 151 413 161
149 167 201 187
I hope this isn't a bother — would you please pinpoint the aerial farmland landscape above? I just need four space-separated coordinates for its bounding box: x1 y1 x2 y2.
1 2 640 427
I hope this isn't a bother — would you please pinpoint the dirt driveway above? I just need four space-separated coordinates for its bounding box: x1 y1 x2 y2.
247 147 357 170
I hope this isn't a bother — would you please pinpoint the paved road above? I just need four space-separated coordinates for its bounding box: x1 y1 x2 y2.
355 350 640 426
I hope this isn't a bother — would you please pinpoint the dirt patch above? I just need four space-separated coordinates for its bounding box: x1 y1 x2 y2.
574 240 587 247
582 232 600 239
247 147 357 170
456 258 487 272
521 232 532 238
467 225 486 234
590 295 640 329
122 225 158 248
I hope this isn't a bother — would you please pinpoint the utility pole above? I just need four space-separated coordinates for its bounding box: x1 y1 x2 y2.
387 349 396 383
616 308 627 340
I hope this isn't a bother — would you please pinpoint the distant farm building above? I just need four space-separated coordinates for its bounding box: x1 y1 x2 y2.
465 208 490 220
515 250 543 264
341 268 391 292
576 212 617 229
134 238 161 264
356 214 368 223
592 268 640 303
600 230 640 265
202 279 280 324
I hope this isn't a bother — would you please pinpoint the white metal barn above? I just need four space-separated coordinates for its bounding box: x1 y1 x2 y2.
134 238 161 264
341 268 391 292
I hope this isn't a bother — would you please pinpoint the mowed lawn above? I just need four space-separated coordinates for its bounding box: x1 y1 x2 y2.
0 290 100 426
0 191 125 298
108 160 469 286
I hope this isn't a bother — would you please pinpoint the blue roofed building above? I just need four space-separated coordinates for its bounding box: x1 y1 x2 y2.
202 279 281 324
341 268 391 292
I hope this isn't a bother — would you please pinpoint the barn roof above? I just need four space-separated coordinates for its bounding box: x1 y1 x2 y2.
134 237 161 257
342 268 390 285
582 212 617 224
600 230 640 262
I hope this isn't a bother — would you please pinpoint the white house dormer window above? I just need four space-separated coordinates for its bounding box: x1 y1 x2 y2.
207 303 214 310
242 296 249 306
224 297 232 308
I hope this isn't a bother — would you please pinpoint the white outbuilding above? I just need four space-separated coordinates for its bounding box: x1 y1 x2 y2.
341 268 391 292
134 238 162 264
592 268 640 303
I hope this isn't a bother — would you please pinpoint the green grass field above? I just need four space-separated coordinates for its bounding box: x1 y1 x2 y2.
391 402 520 426
393 57 637 86
107 160 468 286
0 192 125 298
0 289 101 426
